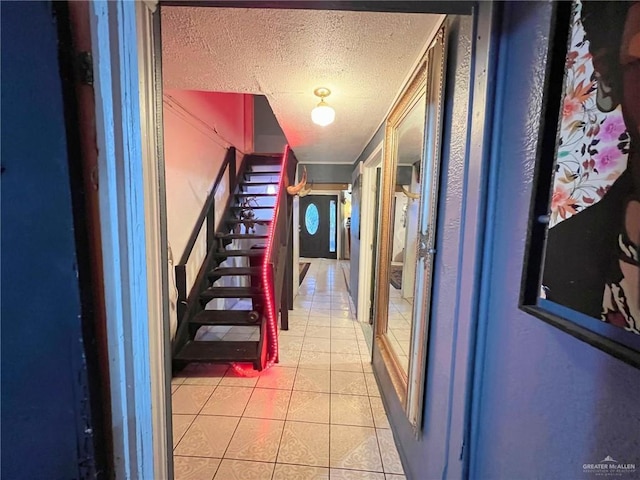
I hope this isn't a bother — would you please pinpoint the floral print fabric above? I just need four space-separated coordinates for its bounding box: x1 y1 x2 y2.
550 2 630 227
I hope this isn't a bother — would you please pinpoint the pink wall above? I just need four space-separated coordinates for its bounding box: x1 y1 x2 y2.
165 90 253 154
163 89 253 257
163 90 254 335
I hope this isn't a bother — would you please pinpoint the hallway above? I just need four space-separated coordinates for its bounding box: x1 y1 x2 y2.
171 259 405 480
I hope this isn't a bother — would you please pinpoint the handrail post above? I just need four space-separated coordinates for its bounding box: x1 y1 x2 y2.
229 146 236 188
287 222 294 310
206 200 215 253
280 275 289 331
176 264 187 326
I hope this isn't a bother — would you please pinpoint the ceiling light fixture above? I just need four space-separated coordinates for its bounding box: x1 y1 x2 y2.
311 87 335 126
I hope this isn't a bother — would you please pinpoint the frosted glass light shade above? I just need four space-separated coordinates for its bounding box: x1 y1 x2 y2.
311 102 335 126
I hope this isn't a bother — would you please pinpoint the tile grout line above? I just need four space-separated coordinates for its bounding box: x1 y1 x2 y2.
172 368 226 452
173 365 229 480
174 260 399 478
279 268 318 478
216 366 259 469
268 371 295 480
171 412 197 453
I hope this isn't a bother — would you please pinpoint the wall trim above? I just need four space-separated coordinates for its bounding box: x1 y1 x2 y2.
137 2 172 478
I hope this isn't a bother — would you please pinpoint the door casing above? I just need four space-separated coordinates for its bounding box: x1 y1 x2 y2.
89 1 171 478
357 143 384 332
91 2 494 478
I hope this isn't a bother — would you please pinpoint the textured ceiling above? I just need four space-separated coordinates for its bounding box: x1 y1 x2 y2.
162 7 442 164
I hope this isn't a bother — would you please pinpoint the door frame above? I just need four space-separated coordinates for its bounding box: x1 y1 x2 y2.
89 1 171 478
90 1 496 478
357 142 384 330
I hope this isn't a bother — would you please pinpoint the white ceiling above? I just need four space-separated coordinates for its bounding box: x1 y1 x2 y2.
161 7 442 164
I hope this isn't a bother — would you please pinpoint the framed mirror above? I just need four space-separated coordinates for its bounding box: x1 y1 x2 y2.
374 27 446 430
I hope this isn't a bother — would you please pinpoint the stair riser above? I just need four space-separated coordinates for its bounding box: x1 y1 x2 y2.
174 340 261 367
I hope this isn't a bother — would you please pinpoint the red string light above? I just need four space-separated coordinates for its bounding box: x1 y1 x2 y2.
232 145 289 376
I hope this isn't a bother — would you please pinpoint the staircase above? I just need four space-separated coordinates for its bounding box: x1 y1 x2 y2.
172 147 297 372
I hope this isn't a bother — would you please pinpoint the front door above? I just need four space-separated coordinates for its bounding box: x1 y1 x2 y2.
299 195 337 259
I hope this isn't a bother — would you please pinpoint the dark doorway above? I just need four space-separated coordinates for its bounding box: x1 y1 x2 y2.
299 195 338 259
369 167 382 323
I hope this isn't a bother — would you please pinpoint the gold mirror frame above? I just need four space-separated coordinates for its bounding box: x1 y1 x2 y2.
374 26 447 431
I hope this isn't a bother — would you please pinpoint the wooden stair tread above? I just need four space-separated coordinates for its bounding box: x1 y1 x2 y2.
200 286 264 299
235 193 276 197
174 340 259 362
246 155 283 164
240 181 279 186
191 310 261 326
244 171 281 176
230 205 274 210
226 219 272 224
212 248 265 257
208 266 262 277
215 233 269 239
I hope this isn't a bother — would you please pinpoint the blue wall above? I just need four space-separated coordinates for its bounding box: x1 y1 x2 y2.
352 123 385 172
471 2 640 478
299 163 355 184
1 2 95 478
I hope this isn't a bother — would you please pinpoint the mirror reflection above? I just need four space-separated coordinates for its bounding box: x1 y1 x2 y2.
386 93 426 375
373 28 446 429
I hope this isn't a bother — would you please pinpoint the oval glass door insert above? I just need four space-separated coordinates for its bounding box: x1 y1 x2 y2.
305 203 319 235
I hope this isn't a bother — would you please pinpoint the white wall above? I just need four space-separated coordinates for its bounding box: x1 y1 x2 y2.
392 192 408 263
163 89 253 336
402 169 420 298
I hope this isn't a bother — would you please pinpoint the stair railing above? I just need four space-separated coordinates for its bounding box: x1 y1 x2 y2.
261 145 297 367
174 147 244 332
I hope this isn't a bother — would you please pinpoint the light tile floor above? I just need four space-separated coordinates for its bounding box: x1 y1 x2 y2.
171 259 406 480
387 290 413 374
